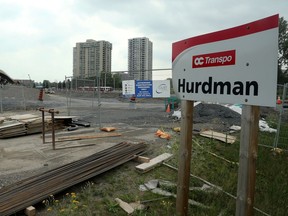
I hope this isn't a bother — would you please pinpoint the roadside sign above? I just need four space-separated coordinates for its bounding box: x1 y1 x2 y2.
122 80 135 95
152 80 170 98
122 80 170 98
172 14 279 107
135 80 153 98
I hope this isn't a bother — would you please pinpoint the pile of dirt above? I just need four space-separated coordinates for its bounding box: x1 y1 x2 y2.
193 103 241 132
171 103 242 132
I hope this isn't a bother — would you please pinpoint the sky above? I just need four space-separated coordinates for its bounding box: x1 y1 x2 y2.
0 0 287 83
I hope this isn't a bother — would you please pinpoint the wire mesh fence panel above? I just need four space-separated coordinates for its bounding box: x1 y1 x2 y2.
273 83 288 150
0 85 43 112
64 79 99 117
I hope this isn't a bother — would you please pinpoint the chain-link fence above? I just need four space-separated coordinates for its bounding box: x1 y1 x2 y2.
0 85 43 112
273 83 288 149
259 84 288 150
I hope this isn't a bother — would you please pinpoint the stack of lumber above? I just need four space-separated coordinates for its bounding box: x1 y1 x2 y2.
22 117 43 134
199 130 236 144
0 120 26 138
0 114 75 138
45 116 76 131
10 114 42 135
0 142 147 216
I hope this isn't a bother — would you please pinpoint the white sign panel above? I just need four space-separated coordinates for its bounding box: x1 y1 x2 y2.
122 80 170 98
152 80 170 98
172 15 279 107
122 80 135 95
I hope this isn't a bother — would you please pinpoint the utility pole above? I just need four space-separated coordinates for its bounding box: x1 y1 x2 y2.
28 74 32 88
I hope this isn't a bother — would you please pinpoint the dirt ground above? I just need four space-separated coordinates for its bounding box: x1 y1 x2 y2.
0 90 176 189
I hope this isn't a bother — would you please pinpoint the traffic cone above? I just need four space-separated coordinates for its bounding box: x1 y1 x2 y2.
166 104 171 113
38 89 44 101
277 96 282 104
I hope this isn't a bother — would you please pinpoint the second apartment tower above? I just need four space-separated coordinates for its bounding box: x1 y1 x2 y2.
128 37 153 80
73 39 112 79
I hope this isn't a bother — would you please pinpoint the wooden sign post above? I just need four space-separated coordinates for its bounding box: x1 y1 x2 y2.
176 100 194 215
236 105 260 215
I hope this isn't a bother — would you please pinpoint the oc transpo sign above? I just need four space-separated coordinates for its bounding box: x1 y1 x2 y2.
172 15 279 107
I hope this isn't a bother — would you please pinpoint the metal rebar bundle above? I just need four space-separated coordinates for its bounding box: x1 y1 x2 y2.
0 141 147 216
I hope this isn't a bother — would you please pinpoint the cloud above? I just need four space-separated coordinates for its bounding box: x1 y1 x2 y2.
0 0 287 82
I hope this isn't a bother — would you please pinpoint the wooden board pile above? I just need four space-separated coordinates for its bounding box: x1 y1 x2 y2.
0 114 74 138
10 114 42 135
0 120 27 138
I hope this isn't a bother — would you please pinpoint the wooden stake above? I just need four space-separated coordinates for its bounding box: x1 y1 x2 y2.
236 105 260 216
176 100 194 216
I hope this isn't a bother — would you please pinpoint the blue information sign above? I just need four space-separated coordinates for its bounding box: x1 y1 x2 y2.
135 80 153 98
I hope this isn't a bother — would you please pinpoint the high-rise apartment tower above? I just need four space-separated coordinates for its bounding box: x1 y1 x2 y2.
73 39 112 79
128 37 153 80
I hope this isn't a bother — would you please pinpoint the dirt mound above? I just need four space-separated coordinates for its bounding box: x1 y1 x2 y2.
193 103 241 132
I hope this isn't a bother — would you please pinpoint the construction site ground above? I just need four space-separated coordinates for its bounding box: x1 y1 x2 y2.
0 91 176 189
0 90 280 189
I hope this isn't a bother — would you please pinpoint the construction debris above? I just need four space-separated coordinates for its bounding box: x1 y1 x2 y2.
0 142 147 216
155 129 171 140
135 153 173 173
139 179 210 209
101 127 116 132
133 155 150 163
173 127 181 132
24 206 36 216
271 147 283 155
199 129 236 144
0 113 93 139
115 198 134 215
115 198 146 214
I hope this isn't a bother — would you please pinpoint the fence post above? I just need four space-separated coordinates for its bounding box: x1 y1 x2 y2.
22 85 26 110
273 83 287 148
0 85 3 113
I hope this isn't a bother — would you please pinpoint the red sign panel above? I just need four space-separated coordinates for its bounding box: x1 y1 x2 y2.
192 50 236 68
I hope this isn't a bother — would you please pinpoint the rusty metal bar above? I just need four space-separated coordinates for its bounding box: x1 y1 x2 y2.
0 142 147 216
50 109 56 150
38 107 59 149
39 107 45 144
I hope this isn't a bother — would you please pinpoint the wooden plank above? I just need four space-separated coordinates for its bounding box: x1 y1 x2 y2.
9 114 39 120
135 153 173 172
200 130 236 144
115 198 134 214
133 155 150 163
176 100 194 216
0 121 24 130
236 105 260 216
25 206 36 216
46 115 77 120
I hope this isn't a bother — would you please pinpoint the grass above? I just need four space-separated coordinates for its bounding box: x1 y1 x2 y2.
37 127 288 216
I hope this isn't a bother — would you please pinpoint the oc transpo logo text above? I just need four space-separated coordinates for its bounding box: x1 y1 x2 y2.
192 50 236 68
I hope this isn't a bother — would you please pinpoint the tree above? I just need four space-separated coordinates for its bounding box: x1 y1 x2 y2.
66 79 71 89
278 16 288 84
62 80 66 89
42 80 50 89
58 81 62 89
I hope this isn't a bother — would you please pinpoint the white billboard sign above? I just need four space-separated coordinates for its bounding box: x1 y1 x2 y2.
172 15 279 107
152 80 170 98
122 80 135 95
122 80 170 98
